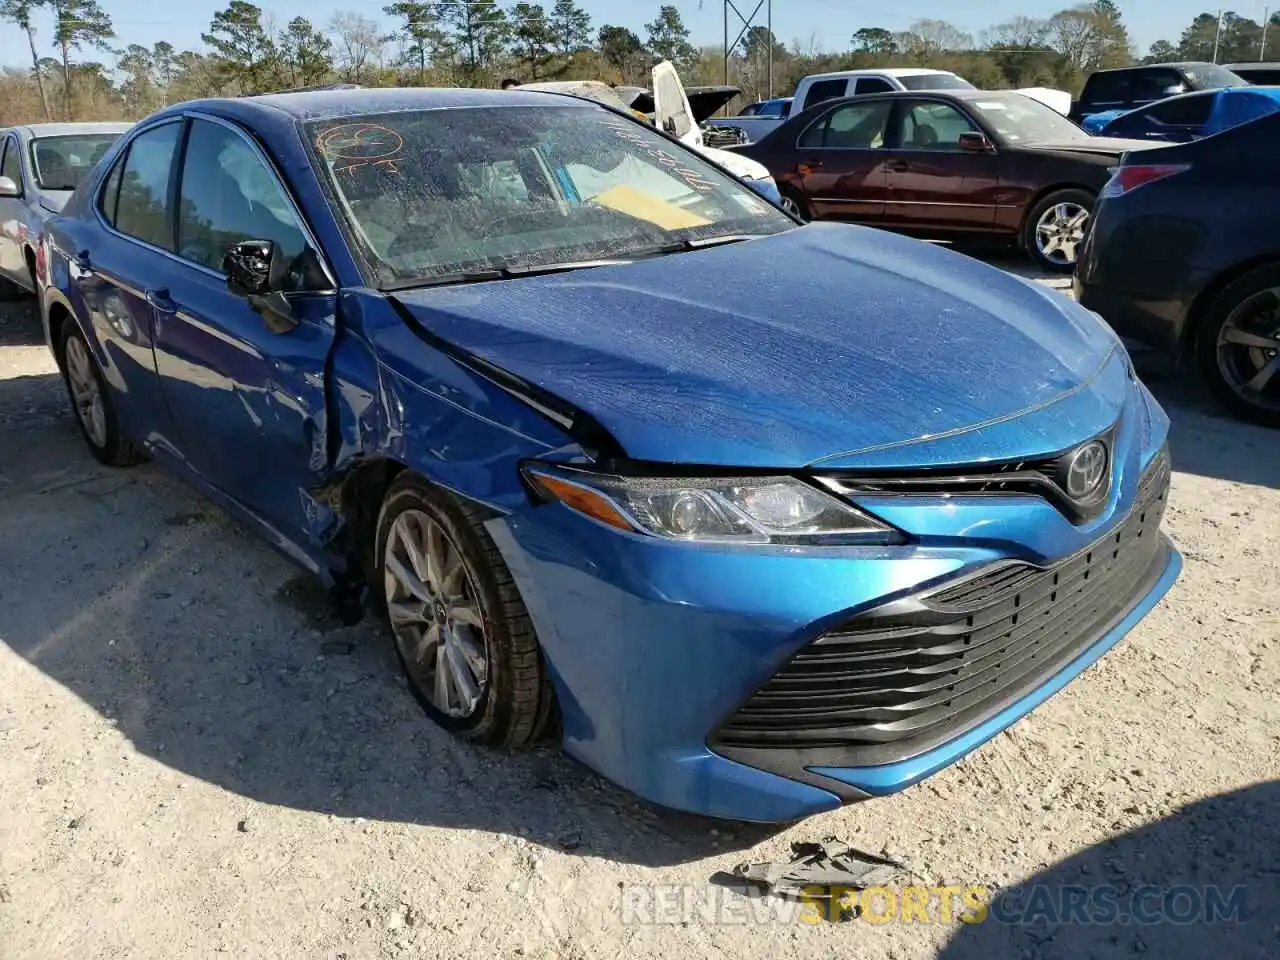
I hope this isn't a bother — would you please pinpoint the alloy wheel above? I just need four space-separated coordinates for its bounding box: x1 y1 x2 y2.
1215 286 1280 414
780 194 807 221
383 509 489 718
1034 202 1090 266
64 336 107 448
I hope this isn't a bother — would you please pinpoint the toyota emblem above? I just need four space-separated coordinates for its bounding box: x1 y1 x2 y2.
1065 441 1108 500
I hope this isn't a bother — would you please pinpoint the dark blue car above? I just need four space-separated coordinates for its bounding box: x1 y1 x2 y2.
41 88 1181 822
1091 86 1280 142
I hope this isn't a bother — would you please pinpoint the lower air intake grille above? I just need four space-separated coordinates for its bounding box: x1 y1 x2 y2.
711 448 1172 766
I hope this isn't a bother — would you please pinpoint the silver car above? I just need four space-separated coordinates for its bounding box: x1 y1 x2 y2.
0 121 132 299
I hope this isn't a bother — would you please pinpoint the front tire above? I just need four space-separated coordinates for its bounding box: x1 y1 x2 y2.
59 323 145 466
1023 188 1094 274
373 474 554 746
1195 263 1280 428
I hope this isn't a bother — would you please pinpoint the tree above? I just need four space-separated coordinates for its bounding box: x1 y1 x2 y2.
116 42 155 116
644 5 697 73
895 19 972 62
328 12 388 84
510 4 554 78
279 17 332 86
1143 39 1179 64
151 41 178 104
1089 0 1131 68
1047 6 1098 72
384 0 443 83
50 0 114 119
851 27 897 55
1 0 52 119
202 1 278 94
442 0 509 84
548 0 590 54
740 25 785 62
599 23 641 67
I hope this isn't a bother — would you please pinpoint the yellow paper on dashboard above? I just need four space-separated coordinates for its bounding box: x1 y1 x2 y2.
590 183 711 231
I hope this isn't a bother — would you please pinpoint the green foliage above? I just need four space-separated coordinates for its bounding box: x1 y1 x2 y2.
201 0 276 94
644 5 697 74
548 0 590 55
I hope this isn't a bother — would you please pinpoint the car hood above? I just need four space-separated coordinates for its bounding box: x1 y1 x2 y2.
1025 136 1162 157
391 223 1123 468
697 144 770 180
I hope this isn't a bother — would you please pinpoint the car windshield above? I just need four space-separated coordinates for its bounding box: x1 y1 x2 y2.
899 73 974 91
30 134 120 190
1184 64 1249 89
304 105 792 288
969 94 1087 143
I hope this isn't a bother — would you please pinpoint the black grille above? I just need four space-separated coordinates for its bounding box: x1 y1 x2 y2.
711 449 1172 766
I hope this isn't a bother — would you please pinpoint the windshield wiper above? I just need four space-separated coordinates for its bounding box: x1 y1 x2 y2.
381 258 632 292
637 233 774 258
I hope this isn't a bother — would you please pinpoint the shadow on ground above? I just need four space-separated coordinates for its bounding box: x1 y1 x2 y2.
939 780 1279 959
1131 349 1280 491
0 420 783 868
0 297 41 347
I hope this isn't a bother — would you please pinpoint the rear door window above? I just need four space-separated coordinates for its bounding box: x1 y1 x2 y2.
799 100 892 149
1082 72 1131 106
1147 92 1215 126
803 79 851 111
855 77 895 94
113 122 182 250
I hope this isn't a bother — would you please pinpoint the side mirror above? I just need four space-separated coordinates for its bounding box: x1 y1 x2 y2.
223 239 282 296
958 131 995 153
0 175 20 198
222 239 298 334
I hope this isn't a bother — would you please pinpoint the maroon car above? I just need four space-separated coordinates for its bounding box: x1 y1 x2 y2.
734 90 1159 273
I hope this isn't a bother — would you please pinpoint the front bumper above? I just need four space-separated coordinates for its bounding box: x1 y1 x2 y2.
488 386 1180 823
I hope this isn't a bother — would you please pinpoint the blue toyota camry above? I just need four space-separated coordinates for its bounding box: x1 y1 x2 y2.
40 88 1181 823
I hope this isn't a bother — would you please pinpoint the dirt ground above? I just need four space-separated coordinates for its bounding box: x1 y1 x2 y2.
1 260 1277 960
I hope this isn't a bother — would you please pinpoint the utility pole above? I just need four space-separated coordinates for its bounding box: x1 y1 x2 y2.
1211 8 1222 63
1262 7 1270 61
722 0 773 106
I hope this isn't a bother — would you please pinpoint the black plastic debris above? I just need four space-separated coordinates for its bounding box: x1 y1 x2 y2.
731 838 909 900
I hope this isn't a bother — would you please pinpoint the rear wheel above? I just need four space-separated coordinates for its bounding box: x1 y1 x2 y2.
373 474 554 746
1023 188 1094 274
1195 263 1280 428
779 186 810 222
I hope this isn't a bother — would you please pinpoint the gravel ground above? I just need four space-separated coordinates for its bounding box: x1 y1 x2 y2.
1 257 1277 960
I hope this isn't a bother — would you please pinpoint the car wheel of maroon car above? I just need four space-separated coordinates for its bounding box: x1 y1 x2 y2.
1195 262 1280 429
373 473 556 746
1023 188 1095 275
779 186 810 222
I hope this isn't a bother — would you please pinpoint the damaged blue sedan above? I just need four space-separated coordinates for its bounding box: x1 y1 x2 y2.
42 88 1181 822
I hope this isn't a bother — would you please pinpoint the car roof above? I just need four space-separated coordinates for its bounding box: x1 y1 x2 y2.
803 67 958 81
7 121 133 139
160 87 593 126
1089 61 1217 75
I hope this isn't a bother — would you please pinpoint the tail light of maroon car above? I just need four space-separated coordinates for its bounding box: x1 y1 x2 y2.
1101 163 1192 199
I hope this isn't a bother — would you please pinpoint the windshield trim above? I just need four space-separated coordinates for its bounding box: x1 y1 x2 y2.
27 133 121 191
300 103 795 291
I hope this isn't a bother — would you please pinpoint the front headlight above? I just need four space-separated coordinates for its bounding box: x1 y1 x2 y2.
522 465 895 544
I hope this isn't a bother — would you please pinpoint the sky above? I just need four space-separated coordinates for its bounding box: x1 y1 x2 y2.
0 0 1267 70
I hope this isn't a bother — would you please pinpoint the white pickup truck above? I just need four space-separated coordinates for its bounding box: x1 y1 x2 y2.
704 68 976 143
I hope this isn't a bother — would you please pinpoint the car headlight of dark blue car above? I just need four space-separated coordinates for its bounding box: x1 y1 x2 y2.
522 465 897 544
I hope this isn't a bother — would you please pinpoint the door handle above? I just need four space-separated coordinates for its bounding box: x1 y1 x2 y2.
888 160 911 172
145 287 176 313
